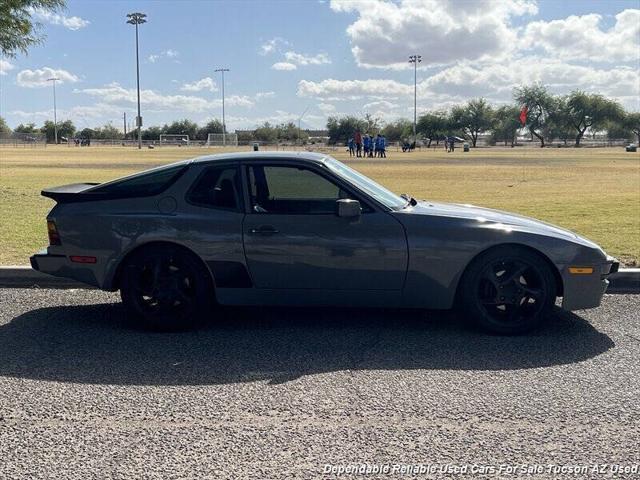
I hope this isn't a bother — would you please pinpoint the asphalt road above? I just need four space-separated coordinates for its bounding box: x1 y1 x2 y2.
0 289 638 479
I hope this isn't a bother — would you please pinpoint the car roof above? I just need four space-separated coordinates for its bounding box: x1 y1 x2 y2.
189 151 330 165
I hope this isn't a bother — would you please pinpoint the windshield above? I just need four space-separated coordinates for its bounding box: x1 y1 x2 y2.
324 157 407 210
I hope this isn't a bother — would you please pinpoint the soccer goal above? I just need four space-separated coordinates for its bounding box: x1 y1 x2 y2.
206 133 238 147
159 134 190 146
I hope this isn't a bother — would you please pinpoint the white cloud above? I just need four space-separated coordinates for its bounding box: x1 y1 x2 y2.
318 102 336 113
76 83 255 112
523 9 640 62
284 51 331 66
421 58 640 104
259 37 289 55
297 56 640 111
0 59 15 76
9 103 122 121
272 62 297 71
362 100 398 111
298 78 411 98
16 67 79 88
255 91 276 100
226 95 255 108
180 77 218 92
148 49 180 63
31 8 90 30
228 110 326 129
330 0 537 69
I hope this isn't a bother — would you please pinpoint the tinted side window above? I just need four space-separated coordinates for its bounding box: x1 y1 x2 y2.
90 165 186 197
187 166 240 210
247 165 346 214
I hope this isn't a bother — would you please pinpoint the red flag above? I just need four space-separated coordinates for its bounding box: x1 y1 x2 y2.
519 105 528 127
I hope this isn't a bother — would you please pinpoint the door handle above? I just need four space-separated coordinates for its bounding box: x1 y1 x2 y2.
248 226 280 235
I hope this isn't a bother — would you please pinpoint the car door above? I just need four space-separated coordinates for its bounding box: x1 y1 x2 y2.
241 160 408 290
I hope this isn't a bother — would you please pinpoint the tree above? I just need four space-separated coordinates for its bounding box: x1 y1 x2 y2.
42 119 75 142
605 119 632 142
450 98 494 147
326 116 367 145
0 0 66 57
562 91 624 146
253 122 278 143
361 113 382 135
92 123 122 139
276 122 308 143
550 96 575 146
164 119 198 139
514 84 557 147
141 126 164 141
14 123 39 134
0 116 11 135
196 119 223 141
381 119 412 142
236 130 254 143
417 111 449 147
490 105 521 147
623 112 640 145
78 127 95 139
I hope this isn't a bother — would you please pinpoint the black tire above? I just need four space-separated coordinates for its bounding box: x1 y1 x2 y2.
120 245 213 332
458 246 557 335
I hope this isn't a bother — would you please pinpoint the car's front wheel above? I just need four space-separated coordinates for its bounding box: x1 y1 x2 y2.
458 246 557 335
120 245 213 331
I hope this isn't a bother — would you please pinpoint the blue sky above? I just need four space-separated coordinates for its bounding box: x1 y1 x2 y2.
0 0 638 132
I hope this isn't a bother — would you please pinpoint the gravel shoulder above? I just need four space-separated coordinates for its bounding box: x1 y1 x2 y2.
0 289 638 479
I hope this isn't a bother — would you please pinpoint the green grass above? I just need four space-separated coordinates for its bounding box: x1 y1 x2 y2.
1 145 638 266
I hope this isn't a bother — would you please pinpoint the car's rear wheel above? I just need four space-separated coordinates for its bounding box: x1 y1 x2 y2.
458 246 556 335
120 245 213 331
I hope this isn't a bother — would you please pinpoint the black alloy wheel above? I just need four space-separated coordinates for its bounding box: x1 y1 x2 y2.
459 247 556 334
121 246 212 331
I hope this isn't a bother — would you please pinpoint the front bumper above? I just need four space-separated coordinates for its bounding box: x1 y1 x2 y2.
30 249 100 288
561 257 619 311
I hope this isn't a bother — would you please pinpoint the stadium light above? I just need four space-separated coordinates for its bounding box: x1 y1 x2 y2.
214 68 230 146
127 12 147 149
47 77 59 144
298 106 309 148
409 55 422 145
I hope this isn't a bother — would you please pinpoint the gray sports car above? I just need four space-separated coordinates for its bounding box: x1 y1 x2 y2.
31 152 618 334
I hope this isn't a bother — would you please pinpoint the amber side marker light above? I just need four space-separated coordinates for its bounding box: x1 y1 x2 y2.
569 267 594 275
70 256 97 264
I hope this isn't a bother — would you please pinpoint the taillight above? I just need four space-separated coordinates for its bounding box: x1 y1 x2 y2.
70 256 96 264
47 220 61 245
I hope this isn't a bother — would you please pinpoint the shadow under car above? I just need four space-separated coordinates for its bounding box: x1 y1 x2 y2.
0 303 614 386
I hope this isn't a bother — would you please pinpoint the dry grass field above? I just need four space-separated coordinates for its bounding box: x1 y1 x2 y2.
1 144 638 266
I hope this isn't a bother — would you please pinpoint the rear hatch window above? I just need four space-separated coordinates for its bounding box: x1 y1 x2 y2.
86 164 187 198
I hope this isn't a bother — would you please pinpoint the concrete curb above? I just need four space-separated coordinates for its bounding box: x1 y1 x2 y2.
0 265 638 293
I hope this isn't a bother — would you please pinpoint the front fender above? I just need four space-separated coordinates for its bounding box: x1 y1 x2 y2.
394 212 605 309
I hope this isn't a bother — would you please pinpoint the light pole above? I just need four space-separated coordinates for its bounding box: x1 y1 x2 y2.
127 12 146 149
408 54 422 144
298 106 309 148
47 77 59 144
214 67 230 146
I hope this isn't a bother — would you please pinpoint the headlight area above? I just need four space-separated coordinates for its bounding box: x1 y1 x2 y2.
601 256 620 277
568 257 619 278
561 257 619 311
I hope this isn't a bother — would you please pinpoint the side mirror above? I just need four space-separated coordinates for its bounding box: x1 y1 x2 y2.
336 199 362 218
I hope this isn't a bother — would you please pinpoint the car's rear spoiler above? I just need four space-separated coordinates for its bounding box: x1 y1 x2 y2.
41 183 100 202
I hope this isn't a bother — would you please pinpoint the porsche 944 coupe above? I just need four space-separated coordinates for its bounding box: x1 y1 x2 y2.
31 152 618 334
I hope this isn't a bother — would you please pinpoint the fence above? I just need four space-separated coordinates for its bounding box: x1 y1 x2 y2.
0 132 47 147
